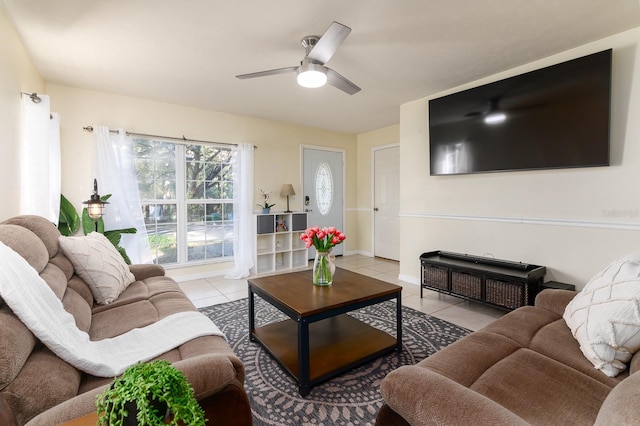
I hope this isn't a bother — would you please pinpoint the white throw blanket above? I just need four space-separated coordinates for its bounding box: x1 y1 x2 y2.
0 241 224 377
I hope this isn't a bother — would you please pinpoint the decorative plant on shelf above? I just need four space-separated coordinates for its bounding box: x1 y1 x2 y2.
300 226 346 286
257 189 275 212
96 360 206 426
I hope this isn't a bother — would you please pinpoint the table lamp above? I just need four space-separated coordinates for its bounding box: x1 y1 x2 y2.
280 184 296 213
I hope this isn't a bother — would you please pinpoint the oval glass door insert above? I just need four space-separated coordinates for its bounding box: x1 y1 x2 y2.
315 162 333 216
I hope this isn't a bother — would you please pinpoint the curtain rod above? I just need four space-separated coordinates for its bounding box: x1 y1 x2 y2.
20 92 42 103
82 126 252 148
21 92 53 119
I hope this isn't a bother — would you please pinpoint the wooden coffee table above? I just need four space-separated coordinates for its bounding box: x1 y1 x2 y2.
248 267 402 397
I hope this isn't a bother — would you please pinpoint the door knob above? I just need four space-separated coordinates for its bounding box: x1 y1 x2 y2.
374 208 379 211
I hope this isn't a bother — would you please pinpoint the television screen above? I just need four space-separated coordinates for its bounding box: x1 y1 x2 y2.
429 49 612 176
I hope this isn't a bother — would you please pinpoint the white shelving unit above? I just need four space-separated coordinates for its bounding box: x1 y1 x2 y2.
254 212 308 275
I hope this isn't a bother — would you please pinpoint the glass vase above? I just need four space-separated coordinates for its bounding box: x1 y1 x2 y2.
313 251 334 286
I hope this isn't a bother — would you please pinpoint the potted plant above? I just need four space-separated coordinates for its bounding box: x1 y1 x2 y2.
257 189 275 213
96 360 206 426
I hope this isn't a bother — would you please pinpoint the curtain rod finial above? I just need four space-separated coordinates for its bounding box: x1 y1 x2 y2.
83 126 94 132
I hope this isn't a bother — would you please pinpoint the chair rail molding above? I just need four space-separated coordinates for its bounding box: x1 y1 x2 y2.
400 212 640 231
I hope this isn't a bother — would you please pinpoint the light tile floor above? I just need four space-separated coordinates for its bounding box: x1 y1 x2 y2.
178 254 506 331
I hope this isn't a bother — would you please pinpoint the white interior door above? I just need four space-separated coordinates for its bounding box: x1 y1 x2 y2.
303 148 344 258
374 146 400 260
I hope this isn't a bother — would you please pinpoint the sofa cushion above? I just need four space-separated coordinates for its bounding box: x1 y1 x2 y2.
0 225 49 274
481 305 559 348
380 365 530 425
2 215 61 260
0 306 37 390
90 291 197 340
529 319 626 387
62 288 92 333
563 250 640 377
90 276 184 314
58 233 135 305
471 348 611 424
420 331 521 387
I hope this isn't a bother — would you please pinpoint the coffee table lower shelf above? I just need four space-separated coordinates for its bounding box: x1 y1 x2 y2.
252 314 398 394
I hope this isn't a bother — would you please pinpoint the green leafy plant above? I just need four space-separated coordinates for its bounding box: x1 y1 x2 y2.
58 194 81 236
96 360 206 426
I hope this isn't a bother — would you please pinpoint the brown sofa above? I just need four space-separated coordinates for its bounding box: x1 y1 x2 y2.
376 288 640 425
0 215 252 425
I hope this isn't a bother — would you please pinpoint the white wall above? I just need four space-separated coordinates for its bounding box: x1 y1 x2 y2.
399 27 640 289
0 10 44 219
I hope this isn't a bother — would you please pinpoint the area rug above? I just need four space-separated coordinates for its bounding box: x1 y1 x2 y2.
199 298 470 426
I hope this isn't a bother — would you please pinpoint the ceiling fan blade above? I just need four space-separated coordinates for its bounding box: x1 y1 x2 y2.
307 21 351 64
236 66 298 79
464 111 482 118
326 68 361 95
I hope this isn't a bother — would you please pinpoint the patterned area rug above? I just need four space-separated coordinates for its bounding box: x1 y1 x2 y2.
199 298 470 426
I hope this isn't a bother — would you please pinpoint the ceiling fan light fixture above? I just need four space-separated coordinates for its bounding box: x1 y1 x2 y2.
484 112 507 124
297 62 327 88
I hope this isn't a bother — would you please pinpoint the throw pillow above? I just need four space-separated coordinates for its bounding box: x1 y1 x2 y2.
563 251 640 377
58 232 135 305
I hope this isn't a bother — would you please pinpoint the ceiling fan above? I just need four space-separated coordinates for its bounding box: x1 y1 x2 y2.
465 97 507 124
465 96 546 124
235 21 361 95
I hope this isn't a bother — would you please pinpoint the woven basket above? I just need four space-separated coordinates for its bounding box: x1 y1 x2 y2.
486 278 526 309
422 264 449 291
451 271 482 299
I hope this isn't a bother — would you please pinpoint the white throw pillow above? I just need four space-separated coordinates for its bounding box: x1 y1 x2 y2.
58 232 135 305
563 251 640 377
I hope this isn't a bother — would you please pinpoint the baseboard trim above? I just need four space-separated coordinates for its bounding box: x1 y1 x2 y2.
168 268 232 283
399 274 420 285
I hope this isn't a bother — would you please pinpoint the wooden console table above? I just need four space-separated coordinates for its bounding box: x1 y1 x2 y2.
420 251 546 310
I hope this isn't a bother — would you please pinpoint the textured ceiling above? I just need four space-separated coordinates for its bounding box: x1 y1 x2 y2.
3 0 640 133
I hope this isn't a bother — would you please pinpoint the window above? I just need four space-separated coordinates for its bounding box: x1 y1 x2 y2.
315 161 333 216
134 138 235 265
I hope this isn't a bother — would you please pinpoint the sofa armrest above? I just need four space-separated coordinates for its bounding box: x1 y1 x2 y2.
534 289 577 316
172 354 238 400
595 370 640 425
25 386 106 426
128 264 165 281
380 365 529 426
0 393 17 426
26 355 240 425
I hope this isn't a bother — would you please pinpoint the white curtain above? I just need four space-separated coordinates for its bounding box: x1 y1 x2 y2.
225 143 255 279
20 94 61 224
93 125 152 264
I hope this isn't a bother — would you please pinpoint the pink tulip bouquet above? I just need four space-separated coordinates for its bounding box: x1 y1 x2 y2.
301 226 346 285
300 226 346 252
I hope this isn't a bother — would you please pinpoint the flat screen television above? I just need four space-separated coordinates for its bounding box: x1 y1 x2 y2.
428 49 612 176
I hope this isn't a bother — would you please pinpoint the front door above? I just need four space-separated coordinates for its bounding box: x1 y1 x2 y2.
302 147 344 258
